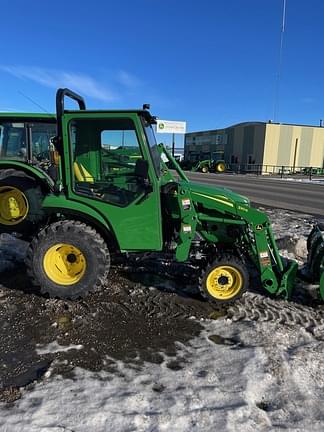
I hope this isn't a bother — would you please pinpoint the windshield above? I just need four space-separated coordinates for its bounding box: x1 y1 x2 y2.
160 145 189 182
142 119 162 176
142 115 188 182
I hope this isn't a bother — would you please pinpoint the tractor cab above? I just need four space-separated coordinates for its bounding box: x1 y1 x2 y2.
48 89 169 252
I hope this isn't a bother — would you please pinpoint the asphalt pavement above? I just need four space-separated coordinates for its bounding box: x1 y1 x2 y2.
185 172 324 216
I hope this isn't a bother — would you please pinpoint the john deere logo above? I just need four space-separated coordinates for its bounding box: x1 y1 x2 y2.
158 123 165 130
256 224 263 231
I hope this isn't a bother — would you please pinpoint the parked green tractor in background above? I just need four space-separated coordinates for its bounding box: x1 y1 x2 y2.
302 167 324 176
192 159 226 174
0 88 323 303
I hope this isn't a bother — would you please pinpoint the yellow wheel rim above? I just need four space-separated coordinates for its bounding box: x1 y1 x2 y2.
0 186 29 226
216 162 226 173
206 265 243 300
43 243 86 286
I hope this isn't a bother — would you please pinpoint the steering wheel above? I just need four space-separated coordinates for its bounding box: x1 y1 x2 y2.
34 151 49 161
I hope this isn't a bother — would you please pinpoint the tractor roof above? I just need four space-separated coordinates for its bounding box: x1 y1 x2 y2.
0 110 155 123
0 113 56 120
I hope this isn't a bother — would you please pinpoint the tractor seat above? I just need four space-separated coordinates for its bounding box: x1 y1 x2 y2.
73 162 94 183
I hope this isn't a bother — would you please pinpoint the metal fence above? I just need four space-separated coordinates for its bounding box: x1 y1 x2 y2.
169 148 324 181
227 164 324 180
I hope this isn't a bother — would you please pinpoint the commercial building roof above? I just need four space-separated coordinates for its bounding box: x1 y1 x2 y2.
185 121 324 136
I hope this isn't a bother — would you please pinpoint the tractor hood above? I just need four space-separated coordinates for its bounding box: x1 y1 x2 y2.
186 181 250 212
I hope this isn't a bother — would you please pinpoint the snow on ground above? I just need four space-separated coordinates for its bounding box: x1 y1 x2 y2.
256 176 324 185
1 319 324 431
1 209 324 431
235 173 324 184
36 341 84 355
259 207 316 262
281 178 324 184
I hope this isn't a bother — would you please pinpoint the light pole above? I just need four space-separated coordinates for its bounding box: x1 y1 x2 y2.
172 133 175 156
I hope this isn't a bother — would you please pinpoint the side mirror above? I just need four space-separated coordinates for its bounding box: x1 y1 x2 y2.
135 159 149 179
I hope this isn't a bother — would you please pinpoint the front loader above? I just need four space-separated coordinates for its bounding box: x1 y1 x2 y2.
0 87 322 303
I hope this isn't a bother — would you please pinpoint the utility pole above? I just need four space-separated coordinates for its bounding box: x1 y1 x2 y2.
172 133 175 156
273 0 287 122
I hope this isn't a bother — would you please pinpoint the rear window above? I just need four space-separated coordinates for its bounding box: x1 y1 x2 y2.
30 123 56 162
0 121 57 162
0 123 26 160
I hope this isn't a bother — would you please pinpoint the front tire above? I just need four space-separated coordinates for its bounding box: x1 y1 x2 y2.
199 255 249 304
201 165 209 173
26 220 110 299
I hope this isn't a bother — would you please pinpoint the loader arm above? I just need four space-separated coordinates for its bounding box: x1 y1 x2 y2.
242 206 298 299
157 143 298 299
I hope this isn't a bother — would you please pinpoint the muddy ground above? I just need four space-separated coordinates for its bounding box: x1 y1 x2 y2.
0 262 219 402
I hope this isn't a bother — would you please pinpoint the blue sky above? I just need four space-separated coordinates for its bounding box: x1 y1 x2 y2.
1 0 323 147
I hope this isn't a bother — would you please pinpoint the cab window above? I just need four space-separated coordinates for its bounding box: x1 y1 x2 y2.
31 123 56 162
70 117 148 207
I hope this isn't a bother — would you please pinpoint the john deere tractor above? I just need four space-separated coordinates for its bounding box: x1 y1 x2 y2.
192 159 226 174
0 88 323 303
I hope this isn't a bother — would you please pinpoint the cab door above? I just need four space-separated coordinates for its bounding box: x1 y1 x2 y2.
62 112 163 251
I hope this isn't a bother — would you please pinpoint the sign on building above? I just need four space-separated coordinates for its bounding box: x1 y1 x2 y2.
156 120 186 134
215 134 228 145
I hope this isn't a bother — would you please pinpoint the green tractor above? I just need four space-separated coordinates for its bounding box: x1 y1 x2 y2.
0 88 323 303
302 167 324 176
192 159 226 174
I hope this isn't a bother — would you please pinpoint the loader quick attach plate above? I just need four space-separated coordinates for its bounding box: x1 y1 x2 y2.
307 223 324 299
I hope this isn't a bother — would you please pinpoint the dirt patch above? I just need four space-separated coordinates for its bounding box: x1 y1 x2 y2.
0 264 216 401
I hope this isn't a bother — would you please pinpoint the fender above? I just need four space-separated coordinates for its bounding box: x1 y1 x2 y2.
42 194 120 250
0 160 55 190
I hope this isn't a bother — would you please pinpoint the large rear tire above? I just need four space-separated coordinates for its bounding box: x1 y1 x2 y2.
215 161 226 173
26 220 110 299
0 169 44 236
199 255 249 304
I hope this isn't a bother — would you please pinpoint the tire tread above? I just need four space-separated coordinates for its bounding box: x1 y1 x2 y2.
25 220 110 299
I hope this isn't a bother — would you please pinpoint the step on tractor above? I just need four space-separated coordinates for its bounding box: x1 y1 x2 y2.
0 88 323 303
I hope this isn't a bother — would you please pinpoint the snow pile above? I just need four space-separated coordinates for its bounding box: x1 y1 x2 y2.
259 207 315 263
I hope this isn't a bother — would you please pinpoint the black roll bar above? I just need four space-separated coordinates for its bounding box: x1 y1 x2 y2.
54 88 86 156
56 88 86 119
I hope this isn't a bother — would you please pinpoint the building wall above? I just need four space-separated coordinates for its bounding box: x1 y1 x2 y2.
253 124 267 164
226 123 265 165
263 124 324 169
310 128 324 167
185 129 227 161
185 122 324 171
185 123 266 165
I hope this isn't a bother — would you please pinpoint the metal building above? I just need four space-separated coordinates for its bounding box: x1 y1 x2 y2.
185 122 324 172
